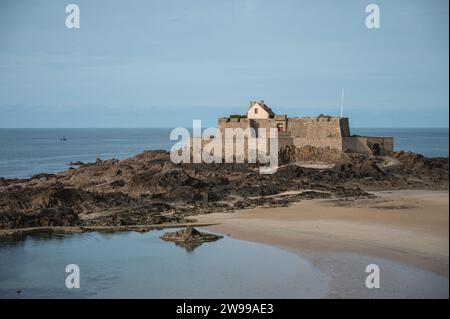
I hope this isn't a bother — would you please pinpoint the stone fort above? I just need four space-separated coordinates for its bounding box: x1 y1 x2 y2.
217 100 393 156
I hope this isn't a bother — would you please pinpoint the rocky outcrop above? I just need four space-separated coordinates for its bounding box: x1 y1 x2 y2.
160 226 223 244
0 208 80 229
0 148 447 230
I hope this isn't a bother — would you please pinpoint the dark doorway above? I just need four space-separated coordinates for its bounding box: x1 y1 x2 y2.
277 124 284 132
372 143 381 156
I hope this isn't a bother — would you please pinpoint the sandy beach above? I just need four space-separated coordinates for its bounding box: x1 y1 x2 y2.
195 189 449 298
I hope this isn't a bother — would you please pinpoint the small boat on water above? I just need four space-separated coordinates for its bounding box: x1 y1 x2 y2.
60 136 67 141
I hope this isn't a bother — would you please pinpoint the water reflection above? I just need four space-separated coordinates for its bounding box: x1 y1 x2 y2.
0 229 328 298
173 241 202 252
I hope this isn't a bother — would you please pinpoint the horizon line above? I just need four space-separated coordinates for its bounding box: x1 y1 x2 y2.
0 127 448 130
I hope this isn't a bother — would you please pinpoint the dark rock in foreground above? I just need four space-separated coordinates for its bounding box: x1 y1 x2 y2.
0 147 447 230
160 226 223 244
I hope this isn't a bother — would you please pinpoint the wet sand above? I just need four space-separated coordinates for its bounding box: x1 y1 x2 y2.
195 190 449 298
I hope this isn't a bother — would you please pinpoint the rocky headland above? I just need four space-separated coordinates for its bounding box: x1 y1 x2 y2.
0 146 448 236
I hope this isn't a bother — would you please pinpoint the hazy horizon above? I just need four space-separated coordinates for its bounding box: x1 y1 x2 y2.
0 126 448 129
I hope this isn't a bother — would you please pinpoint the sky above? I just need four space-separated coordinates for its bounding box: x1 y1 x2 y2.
0 0 448 128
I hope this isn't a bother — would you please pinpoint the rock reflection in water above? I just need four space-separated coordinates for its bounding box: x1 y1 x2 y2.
0 229 328 298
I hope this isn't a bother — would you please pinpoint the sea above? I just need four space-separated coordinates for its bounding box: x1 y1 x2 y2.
0 128 448 179
0 229 447 298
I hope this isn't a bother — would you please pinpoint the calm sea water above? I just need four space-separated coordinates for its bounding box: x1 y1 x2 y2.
0 128 448 179
0 128 172 179
0 229 328 298
0 229 447 298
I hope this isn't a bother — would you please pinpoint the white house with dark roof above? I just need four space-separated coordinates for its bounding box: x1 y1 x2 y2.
247 100 276 119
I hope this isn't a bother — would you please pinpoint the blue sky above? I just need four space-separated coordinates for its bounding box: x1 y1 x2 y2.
0 0 448 128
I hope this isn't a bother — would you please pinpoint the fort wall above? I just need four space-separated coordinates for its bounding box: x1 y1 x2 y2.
286 117 348 151
214 107 394 157
343 136 393 155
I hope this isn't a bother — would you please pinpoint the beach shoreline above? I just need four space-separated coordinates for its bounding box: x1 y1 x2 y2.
2 189 448 275
0 222 218 239
194 189 448 274
193 189 449 298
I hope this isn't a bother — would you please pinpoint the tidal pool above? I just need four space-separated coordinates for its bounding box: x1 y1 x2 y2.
0 229 329 298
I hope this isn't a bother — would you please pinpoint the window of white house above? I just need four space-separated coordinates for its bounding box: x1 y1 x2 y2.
255 108 258 114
